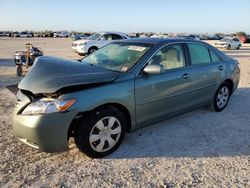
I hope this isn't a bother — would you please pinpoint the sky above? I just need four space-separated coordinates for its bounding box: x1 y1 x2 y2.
0 0 250 34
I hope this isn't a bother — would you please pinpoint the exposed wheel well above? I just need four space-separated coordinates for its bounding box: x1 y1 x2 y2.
67 103 132 139
224 79 234 95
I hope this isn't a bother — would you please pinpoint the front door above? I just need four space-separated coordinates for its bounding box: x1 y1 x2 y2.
135 44 192 128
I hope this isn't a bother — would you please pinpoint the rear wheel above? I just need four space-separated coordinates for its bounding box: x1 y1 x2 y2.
74 106 126 158
211 82 230 112
237 44 241 50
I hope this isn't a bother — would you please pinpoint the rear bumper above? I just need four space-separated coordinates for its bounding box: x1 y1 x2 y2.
12 110 77 152
233 70 240 92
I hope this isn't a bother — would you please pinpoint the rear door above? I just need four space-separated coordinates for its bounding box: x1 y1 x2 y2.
135 43 192 127
186 43 225 106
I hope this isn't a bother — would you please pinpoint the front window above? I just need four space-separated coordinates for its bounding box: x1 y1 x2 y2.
102 34 113 40
81 43 150 72
148 44 185 71
87 33 101 40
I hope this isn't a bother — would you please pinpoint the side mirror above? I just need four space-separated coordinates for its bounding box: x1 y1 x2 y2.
143 64 162 74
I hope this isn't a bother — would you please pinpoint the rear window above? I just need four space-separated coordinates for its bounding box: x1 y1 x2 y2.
187 43 211 65
210 50 221 62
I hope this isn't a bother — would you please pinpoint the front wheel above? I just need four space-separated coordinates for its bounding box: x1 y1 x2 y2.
211 82 230 112
227 44 231 50
88 47 98 54
74 107 126 158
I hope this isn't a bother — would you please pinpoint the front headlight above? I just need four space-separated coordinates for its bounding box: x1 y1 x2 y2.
22 98 76 115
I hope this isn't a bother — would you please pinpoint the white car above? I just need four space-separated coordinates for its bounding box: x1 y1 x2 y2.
214 38 241 50
19 32 32 38
72 32 129 55
186 34 200 40
54 31 69 38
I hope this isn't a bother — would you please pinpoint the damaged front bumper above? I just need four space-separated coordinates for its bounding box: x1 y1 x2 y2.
12 90 78 153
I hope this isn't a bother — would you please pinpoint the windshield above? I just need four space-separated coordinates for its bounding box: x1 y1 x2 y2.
81 43 150 72
87 33 101 40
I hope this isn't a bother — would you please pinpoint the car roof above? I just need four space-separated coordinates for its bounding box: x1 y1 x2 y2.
99 31 127 36
117 37 207 45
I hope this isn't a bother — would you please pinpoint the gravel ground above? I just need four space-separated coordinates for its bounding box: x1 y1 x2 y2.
0 38 249 188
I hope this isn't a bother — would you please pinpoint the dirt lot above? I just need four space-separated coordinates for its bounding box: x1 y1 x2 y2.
0 38 249 188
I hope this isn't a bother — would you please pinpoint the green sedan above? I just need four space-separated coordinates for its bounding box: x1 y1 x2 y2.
12 38 240 158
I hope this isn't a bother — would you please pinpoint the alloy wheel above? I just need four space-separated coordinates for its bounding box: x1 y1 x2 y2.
216 86 229 109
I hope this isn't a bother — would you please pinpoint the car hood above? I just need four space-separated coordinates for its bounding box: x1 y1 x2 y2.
73 39 90 44
18 56 120 94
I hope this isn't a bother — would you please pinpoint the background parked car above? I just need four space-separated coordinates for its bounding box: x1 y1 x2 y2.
207 35 223 40
12 32 20 38
72 33 91 41
72 31 130 55
42 32 54 38
214 38 241 50
19 32 32 38
185 34 200 40
53 31 70 38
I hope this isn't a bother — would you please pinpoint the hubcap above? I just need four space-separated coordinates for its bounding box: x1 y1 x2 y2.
89 116 121 152
217 86 229 109
90 49 96 53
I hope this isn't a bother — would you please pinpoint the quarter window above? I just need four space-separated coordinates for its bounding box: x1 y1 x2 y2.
149 44 185 71
187 43 211 65
210 50 220 62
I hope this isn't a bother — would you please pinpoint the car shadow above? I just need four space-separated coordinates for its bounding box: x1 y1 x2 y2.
107 87 250 159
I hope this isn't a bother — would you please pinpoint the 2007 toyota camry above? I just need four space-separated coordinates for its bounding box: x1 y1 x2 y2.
12 38 240 158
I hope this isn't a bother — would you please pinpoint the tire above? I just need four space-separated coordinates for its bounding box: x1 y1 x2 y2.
236 44 241 50
74 106 126 158
227 44 231 50
16 65 22 76
88 47 98 54
211 82 231 112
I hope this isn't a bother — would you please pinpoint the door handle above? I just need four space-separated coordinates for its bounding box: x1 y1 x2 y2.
182 73 190 79
218 65 224 71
